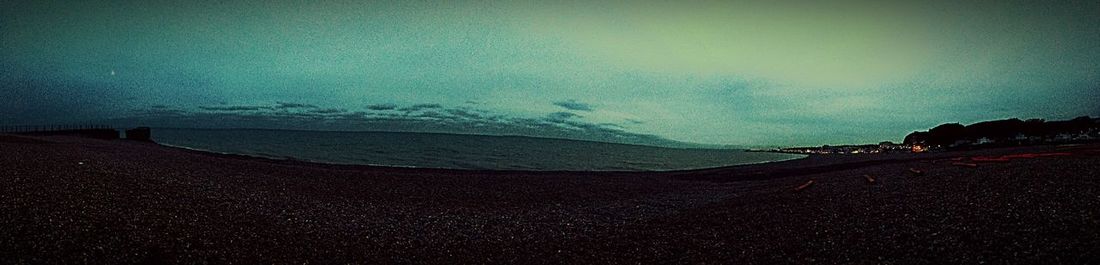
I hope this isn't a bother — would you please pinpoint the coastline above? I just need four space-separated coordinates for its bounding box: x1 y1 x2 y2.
156 142 431 170
159 140 819 176
2 134 1099 263
150 131 809 172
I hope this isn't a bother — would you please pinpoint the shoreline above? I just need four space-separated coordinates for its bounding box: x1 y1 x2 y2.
151 137 810 174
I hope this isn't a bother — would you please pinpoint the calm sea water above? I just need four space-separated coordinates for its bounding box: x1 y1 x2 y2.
152 128 805 171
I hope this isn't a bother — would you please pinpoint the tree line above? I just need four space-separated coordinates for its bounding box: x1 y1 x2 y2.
904 116 1099 146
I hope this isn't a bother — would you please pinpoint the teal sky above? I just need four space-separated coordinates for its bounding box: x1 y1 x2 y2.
3 0 1098 146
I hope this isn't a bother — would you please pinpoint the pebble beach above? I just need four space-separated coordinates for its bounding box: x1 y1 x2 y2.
2 134 1098 263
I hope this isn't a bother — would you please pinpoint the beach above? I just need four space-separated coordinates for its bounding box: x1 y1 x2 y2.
2 134 1098 263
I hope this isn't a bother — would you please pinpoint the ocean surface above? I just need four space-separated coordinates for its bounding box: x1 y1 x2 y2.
152 128 806 171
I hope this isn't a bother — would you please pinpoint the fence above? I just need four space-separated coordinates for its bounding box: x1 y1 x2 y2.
0 124 113 133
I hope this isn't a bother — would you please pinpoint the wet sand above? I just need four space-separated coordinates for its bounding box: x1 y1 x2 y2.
2 135 1098 263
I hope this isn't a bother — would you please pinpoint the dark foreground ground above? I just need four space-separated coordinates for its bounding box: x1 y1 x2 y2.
1 135 1099 264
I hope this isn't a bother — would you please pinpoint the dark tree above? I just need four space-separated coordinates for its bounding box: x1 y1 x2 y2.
927 123 966 146
966 118 1023 139
1022 119 1046 136
903 116 1098 149
903 131 930 145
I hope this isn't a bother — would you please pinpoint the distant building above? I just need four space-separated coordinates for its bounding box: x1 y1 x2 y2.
950 139 973 147
125 127 153 142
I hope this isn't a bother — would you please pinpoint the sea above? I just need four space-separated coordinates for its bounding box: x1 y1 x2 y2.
152 128 805 171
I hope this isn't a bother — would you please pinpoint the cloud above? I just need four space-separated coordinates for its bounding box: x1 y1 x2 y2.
309 108 346 114
130 107 189 117
275 101 318 109
553 99 593 111
198 105 271 111
116 103 688 147
546 111 580 121
445 108 491 120
366 103 398 110
598 123 625 129
398 103 443 112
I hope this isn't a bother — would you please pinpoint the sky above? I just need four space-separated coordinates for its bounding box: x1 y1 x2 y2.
2 0 1099 146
